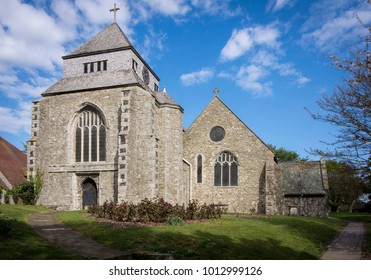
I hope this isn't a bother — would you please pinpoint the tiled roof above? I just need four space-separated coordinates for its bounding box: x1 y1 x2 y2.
0 137 27 189
280 161 327 195
42 69 145 96
155 91 179 106
64 23 133 58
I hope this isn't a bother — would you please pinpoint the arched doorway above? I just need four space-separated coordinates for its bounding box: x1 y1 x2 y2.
82 178 97 209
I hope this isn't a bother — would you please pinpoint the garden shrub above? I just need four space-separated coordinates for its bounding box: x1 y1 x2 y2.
167 215 183 226
88 198 226 224
8 181 35 205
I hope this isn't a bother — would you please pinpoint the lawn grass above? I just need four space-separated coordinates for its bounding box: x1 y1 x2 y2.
329 212 371 259
58 211 345 260
0 204 78 260
329 212 371 223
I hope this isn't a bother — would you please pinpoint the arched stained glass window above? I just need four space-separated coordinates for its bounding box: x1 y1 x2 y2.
214 152 238 186
75 107 106 162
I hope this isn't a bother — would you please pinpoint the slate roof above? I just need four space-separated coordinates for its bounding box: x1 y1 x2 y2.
155 91 179 106
42 69 145 96
280 161 327 195
0 137 27 189
64 23 133 58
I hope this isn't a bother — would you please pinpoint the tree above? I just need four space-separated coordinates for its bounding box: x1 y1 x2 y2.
30 169 44 204
267 144 306 162
307 14 370 179
326 160 365 212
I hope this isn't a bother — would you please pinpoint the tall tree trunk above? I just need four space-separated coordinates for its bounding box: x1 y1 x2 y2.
348 200 355 213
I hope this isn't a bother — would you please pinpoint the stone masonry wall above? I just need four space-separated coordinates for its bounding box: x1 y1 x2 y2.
156 105 185 205
183 97 276 213
123 87 158 203
63 50 159 93
32 87 125 209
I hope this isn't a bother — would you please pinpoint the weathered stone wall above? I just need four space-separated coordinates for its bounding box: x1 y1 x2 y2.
30 74 188 210
31 87 125 209
183 97 276 213
156 105 184 205
284 196 328 217
264 160 284 215
123 87 158 203
63 50 159 92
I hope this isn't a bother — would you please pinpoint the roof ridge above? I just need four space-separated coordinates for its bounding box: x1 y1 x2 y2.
64 23 133 58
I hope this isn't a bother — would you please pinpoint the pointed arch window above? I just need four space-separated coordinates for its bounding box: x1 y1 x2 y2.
75 107 106 162
214 152 238 186
197 154 202 183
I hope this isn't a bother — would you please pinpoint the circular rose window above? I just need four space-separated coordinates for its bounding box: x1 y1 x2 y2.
210 126 225 142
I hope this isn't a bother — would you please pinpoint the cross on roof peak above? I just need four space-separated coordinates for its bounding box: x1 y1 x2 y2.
110 3 120 23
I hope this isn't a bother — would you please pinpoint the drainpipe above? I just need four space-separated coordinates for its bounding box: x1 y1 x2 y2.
182 158 192 204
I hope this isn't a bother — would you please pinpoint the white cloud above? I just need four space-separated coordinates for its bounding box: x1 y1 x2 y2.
180 68 214 86
266 0 291 12
0 0 72 72
297 76 311 87
300 0 371 52
221 49 310 96
190 0 241 17
0 102 31 134
135 0 190 18
220 25 280 62
235 64 272 97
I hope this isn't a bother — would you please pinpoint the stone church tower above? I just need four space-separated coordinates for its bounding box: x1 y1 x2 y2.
28 23 185 210
28 22 328 217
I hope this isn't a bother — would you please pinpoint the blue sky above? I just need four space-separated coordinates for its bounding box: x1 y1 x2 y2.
0 0 370 159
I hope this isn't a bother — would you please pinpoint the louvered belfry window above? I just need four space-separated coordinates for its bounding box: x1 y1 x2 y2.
75 108 106 162
214 152 238 186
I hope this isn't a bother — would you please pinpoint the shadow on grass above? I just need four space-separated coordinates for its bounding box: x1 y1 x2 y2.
0 218 81 260
145 229 317 260
259 216 346 249
58 214 331 259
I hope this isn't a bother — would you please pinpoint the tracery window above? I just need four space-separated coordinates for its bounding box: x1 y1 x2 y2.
214 152 238 186
75 107 106 162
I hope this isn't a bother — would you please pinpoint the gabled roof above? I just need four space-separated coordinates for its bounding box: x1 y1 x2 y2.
186 96 275 154
0 137 27 189
63 23 133 58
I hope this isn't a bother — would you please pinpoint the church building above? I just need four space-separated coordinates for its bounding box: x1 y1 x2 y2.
27 22 329 217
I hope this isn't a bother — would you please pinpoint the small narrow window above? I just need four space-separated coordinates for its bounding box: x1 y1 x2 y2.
132 59 138 71
97 61 101 72
90 62 94 73
84 63 88 73
154 84 159 92
197 154 202 183
103 60 107 71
